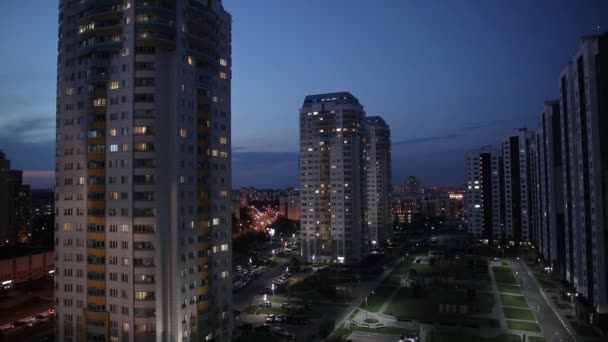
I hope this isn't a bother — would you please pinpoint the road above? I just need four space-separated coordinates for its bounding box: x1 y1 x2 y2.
510 259 575 342
234 257 290 311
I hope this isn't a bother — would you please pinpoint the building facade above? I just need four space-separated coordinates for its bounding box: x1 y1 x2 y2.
465 147 502 240
279 189 300 221
559 34 608 319
299 92 365 263
364 116 391 246
502 128 535 242
0 151 31 246
55 1 233 341
535 101 565 275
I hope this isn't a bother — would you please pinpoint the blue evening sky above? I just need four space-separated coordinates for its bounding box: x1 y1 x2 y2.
0 1 606 188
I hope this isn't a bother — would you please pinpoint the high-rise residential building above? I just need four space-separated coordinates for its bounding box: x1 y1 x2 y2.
55 1 233 341
299 92 365 263
465 146 502 240
364 116 391 246
0 151 31 246
534 101 565 275
502 128 535 242
279 189 300 221
405 176 423 195
559 34 608 320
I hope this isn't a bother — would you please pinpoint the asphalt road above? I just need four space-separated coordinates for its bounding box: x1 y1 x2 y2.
510 259 574 342
233 257 291 311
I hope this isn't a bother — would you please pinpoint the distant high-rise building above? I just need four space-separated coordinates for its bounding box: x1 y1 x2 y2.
0 151 31 246
405 176 423 195
364 116 391 246
299 92 365 263
502 128 535 241
465 147 502 240
279 189 300 221
534 101 565 275
559 34 608 318
55 1 233 341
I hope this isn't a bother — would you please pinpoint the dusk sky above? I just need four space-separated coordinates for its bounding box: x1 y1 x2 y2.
0 1 606 189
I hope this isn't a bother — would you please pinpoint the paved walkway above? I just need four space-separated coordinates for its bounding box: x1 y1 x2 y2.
510 259 575 342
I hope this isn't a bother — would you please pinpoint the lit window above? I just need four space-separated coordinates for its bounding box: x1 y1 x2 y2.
219 58 227 66
109 81 120 90
64 223 73 231
93 98 106 107
110 129 117 136
66 88 75 96
179 129 187 138
133 126 149 135
110 144 118 152
187 56 195 65
219 137 228 144
212 218 220 226
219 72 228 79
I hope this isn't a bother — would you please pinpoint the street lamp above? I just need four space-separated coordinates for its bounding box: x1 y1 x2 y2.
271 283 275 296
365 291 375 321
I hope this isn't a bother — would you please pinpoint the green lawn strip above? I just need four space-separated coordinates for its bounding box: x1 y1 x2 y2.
385 287 497 325
326 327 352 342
506 320 541 332
537 278 558 289
528 337 545 342
503 307 536 321
360 286 396 312
501 258 509 266
493 266 517 285
497 283 523 295
555 302 572 310
426 332 521 342
500 294 529 308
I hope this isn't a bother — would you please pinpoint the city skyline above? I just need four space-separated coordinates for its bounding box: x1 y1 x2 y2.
1 1 608 189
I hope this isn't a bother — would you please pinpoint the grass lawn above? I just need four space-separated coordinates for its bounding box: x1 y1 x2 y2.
360 286 396 312
352 326 414 335
528 337 545 342
493 266 517 285
385 288 497 327
506 320 541 332
501 258 509 266
500 294 529 308
555 302 571 310
497 283 522 295
426 332 521 342
503 307 535 321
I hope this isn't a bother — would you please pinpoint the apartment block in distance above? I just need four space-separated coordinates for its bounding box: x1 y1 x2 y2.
55 0 233 341
0 151 31 246
502 128 535 242
299 92 365 263
559 34 608 322
534 101 565 275
465 146 502 240
364 115 392 246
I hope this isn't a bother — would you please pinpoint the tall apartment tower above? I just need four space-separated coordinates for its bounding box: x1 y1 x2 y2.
364 116 392 246
560 34 608 319
0 151 32 245
55 1 233 341
535 101 565 275
502 128 535 242
299 92 365 263
465 147 502 240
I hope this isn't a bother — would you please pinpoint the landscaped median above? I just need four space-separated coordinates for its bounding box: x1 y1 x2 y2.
359 286 396 313
425 332 522 342
493 265 542 333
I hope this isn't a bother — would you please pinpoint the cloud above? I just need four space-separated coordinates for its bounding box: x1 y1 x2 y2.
23 170 55 189
0 115 55 144
393 134 461 146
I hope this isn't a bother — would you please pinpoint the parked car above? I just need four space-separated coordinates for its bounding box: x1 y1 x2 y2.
271 326 290 337
265 314 275 323
275 314 286 323
259 301 272 308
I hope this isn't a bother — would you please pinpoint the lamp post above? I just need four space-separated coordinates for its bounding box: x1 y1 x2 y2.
271 283 275 297
365 291 374 321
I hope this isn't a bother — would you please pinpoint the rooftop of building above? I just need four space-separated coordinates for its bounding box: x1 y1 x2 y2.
302 92 360 107
365 115 388 126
